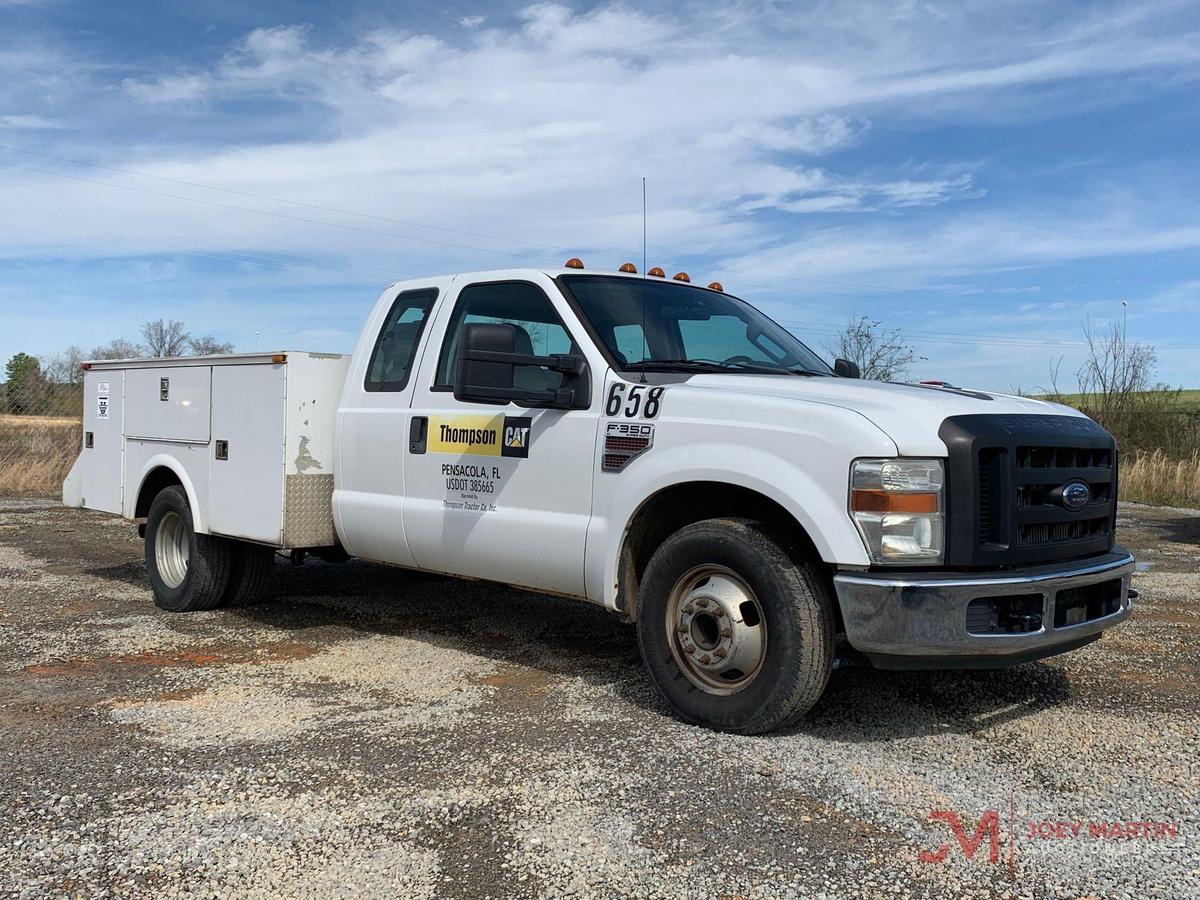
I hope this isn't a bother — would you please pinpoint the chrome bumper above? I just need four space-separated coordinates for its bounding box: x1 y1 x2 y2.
833 550 1136 670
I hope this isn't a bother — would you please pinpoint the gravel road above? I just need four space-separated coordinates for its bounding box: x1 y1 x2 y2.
0 498 1196 899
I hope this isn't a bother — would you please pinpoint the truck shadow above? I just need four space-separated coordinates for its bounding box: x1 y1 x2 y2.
231 558 1078 742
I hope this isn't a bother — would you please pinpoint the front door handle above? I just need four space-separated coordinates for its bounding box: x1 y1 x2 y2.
409 416 428 454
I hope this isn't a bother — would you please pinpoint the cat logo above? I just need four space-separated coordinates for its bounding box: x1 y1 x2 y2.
502 417 531 458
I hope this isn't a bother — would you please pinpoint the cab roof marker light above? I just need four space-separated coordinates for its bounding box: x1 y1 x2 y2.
564 257 585 269
673 272 690 282
707 281 724 292
618 263 638 273
647 267 666 278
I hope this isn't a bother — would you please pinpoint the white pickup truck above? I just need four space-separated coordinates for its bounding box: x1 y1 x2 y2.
64 262 1135 733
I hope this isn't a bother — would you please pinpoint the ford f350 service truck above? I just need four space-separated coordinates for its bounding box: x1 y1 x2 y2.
63 262 1136 733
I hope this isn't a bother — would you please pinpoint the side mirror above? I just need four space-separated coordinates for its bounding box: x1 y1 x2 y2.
834 358 861 379
453 323 589 409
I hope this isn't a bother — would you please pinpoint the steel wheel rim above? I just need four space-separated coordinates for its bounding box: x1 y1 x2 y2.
665 564 766 695
155 511 190 589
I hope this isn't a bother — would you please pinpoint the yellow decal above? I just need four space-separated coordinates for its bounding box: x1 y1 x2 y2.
429 415 504 456
428 415 532 458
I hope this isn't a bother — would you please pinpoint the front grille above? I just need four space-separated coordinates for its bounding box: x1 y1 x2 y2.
941 415 1117 566
1016 517 1109 546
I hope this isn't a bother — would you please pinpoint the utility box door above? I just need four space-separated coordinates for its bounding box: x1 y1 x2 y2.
79 371 125 514
208 364 286 544
125 366 212 443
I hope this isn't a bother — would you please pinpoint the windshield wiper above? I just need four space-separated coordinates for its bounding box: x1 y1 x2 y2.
622 359 732 372
624 359 829 376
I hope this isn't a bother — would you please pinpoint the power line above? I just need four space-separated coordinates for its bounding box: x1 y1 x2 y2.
0 145 1117 311
0 160 568 263
0 143 582 255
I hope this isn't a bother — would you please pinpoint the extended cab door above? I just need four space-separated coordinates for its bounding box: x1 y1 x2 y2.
402 274 605 597
334 278 451 566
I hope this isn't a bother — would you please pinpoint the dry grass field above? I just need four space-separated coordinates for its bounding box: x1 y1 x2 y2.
1120 449 1200 508
0 414 81 496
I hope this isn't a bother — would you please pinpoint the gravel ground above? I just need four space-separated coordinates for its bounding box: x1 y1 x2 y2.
0 498 1196 899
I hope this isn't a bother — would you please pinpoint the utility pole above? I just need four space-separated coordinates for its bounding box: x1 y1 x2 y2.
1121 299 1128 342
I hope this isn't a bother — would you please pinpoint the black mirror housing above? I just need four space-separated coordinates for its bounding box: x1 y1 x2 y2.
834 358 861 379
453 323 589 409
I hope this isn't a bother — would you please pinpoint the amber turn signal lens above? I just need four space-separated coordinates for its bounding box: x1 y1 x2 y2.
618 262 637 273
851 490 938 514
672 272 690 282
647 267 665 277
707 281 723 292
271 354 287 364
564 257 584 269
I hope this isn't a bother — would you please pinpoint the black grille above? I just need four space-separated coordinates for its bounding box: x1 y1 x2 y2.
940 415 1117 567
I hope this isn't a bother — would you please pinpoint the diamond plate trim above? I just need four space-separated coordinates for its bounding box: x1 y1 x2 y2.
283 473 336 547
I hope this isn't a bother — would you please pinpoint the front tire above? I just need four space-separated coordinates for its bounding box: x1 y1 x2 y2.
636 518 834 734
145 485 232 612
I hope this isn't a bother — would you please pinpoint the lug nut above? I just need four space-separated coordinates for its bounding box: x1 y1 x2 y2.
696 598 710 607
721 628 732 638
684 644 696 654
713 608 725 617
684 604 695 614
699 654 711 664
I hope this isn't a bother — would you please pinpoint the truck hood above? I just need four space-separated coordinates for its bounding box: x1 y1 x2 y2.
674 374 1083 456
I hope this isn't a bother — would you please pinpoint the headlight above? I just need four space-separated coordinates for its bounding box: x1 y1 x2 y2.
850 458 945 564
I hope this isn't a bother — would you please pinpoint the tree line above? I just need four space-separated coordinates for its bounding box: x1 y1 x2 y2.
2 320 233 414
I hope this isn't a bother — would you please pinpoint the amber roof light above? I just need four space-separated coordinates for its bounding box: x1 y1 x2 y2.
564 257 584 269
618 262 637 273
708 281 724 292
673 272 690 282
647 267 665 277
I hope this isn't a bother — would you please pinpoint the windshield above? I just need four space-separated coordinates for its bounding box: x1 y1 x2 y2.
559 275 831 375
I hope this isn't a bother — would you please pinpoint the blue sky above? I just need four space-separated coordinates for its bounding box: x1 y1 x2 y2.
1 0 1198 390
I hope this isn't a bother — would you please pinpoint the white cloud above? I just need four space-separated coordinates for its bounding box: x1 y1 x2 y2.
0 113 59 128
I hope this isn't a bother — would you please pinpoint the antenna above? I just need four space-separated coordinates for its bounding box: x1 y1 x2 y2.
640 177 649 382
642 176 647 276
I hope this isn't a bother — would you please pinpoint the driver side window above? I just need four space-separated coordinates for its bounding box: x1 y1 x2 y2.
435 282 577 389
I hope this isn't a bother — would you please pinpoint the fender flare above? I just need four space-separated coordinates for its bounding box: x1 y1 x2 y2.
129 454 208 534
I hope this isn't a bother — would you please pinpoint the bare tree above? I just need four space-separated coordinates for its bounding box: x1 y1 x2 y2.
89 338 143 360
825 315 923 382
41 345 86 384
141 319 190 358
1075 320 1179 440
188 335 235 356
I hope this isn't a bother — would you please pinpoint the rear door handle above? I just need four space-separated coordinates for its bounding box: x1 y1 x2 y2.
409 416 428 454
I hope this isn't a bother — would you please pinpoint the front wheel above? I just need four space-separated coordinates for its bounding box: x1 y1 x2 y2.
145 485 232 612
636 518 834 734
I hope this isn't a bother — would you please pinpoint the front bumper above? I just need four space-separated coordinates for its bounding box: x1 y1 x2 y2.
833 550 1135 670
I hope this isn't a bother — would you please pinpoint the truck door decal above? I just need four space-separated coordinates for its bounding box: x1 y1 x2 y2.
428 415 531 459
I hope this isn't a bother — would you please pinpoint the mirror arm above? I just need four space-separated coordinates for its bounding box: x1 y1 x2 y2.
460 348 583 375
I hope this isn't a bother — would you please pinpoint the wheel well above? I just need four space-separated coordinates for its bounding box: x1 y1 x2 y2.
134 467 183 519
617 481 830 619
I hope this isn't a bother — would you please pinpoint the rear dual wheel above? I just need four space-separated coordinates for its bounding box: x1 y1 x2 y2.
144 486 275 611
636 518 834 734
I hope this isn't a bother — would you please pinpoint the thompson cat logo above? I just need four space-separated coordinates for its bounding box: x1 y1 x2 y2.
430 415 531 458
